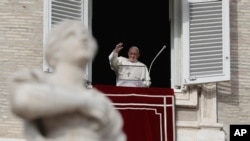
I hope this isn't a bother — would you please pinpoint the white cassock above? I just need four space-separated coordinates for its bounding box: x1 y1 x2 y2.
109 51 151 87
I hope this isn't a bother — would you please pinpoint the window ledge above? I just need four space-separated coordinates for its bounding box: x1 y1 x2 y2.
174 85 198 107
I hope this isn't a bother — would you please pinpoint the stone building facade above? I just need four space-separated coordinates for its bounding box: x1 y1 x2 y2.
0 0 43 139
217 0 250 138
0 0 249 141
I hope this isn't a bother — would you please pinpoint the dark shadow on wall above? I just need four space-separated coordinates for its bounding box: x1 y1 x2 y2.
92 0 170 88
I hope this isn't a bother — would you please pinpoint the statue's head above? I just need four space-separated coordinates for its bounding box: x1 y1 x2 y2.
45 20 97 69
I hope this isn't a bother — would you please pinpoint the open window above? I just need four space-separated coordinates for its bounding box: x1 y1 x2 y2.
43 0 230 90
91 0 171 88
44 0 171 88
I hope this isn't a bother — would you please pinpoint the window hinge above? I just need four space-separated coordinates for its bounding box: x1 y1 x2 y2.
189 76 197 81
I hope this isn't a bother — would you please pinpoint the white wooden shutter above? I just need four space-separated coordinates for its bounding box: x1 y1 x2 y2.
182 0 230 85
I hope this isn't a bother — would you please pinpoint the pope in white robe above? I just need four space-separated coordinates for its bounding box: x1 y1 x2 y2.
109 42 151 87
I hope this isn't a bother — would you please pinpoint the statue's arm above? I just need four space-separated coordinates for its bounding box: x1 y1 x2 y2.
24 120 74 141
89 89 127 141
20 89 126 141
10 83 100 120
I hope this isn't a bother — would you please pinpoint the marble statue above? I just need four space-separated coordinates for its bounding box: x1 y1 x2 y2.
9 20 126 141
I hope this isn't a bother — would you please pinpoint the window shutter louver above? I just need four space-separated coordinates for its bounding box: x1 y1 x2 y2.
51 0 83 26
182 0 230 85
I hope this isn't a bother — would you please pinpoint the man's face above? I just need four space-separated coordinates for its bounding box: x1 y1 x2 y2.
128 47 140 63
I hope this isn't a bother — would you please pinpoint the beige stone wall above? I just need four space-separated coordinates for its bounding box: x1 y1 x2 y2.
0 0 43 138
217 0 250 141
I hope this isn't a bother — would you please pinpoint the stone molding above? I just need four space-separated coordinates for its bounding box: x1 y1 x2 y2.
175 85 198 107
